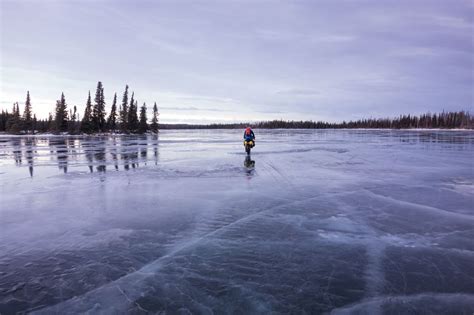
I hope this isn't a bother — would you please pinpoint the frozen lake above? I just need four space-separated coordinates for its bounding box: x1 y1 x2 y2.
1 129 473 314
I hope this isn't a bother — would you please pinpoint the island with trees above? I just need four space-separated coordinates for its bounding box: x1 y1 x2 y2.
0 82 159 135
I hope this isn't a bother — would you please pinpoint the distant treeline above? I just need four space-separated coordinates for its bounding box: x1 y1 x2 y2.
160 111 473 130
0 82 159 134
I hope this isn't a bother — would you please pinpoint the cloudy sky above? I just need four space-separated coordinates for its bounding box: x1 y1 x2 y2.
1 0 472 123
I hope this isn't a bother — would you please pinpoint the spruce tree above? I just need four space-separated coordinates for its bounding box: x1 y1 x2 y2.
23 91 33 133
16 102 21 130
47 113 54 131
119 85 129 132
5 106 13 132
6 103 21 133
0 110 6 131
54 93 68 132
118 104 122 130
138 102 148 133
81 92 93 133
128 93 138 132
151 102 159 133
69 106 77 134
32 114 37 134
107 93 118 132
92 81 106 132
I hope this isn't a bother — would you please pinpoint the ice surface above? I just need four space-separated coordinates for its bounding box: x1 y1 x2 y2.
0 129 473 314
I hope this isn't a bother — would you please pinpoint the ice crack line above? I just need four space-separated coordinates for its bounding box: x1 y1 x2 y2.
35 195 322 313
363 189 474 221
116 285 149 313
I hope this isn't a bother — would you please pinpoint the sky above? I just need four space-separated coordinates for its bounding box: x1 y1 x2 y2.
1 0 473 124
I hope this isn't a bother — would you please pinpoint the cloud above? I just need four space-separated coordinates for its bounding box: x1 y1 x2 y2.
159 106 231 112
255 109 285 114
275 89 321 96
310 34 356 43
174 95 235 103
390 47 439 57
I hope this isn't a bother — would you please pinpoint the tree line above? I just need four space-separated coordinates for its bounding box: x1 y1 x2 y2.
1 86 472 133
253 111 473 129
159 111 473 130
0 82 160 134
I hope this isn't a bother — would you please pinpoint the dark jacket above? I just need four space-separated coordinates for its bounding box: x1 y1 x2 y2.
243 129 255 141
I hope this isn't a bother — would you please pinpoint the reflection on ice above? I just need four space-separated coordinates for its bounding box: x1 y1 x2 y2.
0 130 473 314
0 134 160 176
244 155 256 177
